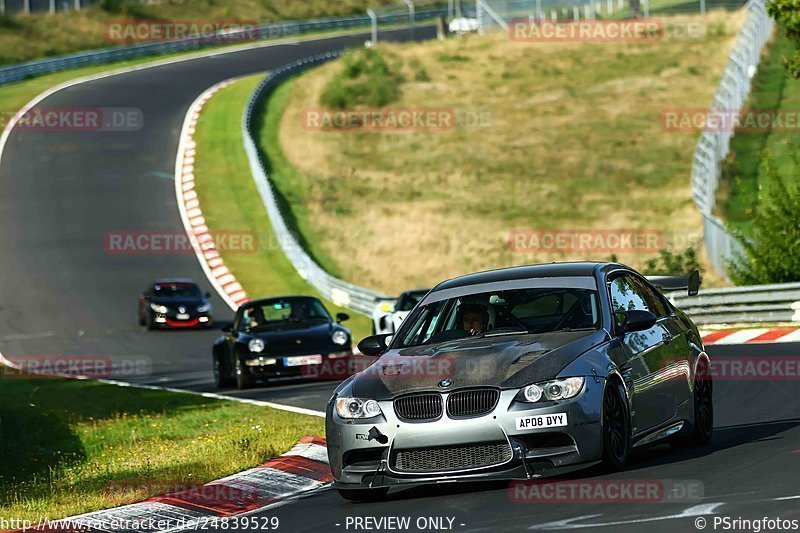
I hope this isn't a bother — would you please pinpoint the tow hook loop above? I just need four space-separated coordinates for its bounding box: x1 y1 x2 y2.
368 426 388 444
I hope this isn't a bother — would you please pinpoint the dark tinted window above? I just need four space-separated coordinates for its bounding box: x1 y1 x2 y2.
609 275 668 322
632 278 669 317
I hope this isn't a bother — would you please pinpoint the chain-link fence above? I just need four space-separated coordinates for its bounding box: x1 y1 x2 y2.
689 0 774 275
365 1 451 44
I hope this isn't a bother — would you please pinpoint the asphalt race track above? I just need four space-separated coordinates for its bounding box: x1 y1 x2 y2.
204 343 800 532
1 26 799 533
0 28 434 413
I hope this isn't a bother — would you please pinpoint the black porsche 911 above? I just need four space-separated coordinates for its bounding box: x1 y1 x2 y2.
213 295 353 389
138 278 213 329
326 262 712 501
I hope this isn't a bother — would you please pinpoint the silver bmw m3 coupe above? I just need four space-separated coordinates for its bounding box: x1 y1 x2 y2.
326 262 712 501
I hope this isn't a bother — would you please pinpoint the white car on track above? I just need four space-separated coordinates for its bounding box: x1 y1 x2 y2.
371 289 430 335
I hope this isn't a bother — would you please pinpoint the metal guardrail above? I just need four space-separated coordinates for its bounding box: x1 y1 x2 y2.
670 283 800 325
241 52 389 316
689 0 774 274
0 8 449 87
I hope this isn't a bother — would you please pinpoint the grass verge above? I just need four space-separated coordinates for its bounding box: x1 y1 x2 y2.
267 11 743 294
717 32 800 233
0 369 324 521
191 76 373 341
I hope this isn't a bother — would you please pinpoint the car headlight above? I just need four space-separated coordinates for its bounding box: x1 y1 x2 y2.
331 330 348 346
335 397 382 419
520 377 584 402
248 338 265 353
197 303 211 313
150 303 167 314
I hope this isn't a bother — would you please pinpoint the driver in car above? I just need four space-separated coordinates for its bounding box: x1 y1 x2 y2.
245 306 265 330
460 303 489 335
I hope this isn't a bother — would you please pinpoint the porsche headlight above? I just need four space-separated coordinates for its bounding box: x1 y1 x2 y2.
248 338 265 353
197 303 211 313
331 330 348 346
521 377 584 402
150 303 167 313
335 397 382 419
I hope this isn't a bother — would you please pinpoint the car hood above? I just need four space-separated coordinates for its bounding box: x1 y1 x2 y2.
248 321 338 348
350 329 607 400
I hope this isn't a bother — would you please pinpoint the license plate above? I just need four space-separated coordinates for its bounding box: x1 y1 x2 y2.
176 313 190 320
283 355 322 367
515 413 568 430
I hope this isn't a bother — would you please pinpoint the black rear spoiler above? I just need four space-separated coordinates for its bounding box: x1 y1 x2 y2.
646 270 701 296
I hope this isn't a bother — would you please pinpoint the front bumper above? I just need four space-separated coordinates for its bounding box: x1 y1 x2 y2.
326 379 605 489
150 310 213 328
241 350 356 380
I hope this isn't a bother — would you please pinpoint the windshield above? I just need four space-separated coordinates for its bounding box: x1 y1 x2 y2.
395 287 600 348
152 283 202 299
241 298 331 332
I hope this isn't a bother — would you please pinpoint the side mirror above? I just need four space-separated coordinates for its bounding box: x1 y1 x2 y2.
336 312 350 323
617 310 657 334
205 292 212 298
222 324 233 333
357 334 391 356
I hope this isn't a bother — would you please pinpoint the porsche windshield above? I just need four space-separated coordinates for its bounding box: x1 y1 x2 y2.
395 287 600 348
241 298 330 332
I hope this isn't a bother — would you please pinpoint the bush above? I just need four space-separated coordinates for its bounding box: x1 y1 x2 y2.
0 16 21 30
727 149 800 284
319 48 404 109
643 247 703 276
98 0 126 14
767 0 800 79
